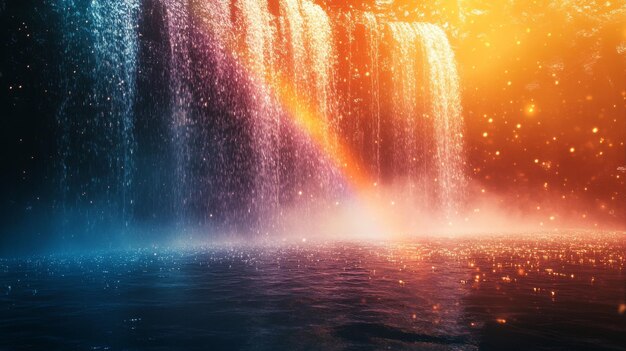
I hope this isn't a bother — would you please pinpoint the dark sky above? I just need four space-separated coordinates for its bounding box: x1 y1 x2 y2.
1 0 63 252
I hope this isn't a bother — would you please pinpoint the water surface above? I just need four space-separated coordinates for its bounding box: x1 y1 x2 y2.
1 233 625 350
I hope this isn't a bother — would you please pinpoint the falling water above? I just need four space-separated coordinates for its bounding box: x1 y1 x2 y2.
363 12 381 182
386 22 465 216
335 10 382 184
53 0 467 239
90 0 140 223
191 0 232 86
276 0 340 215
300 0 339 207
55 0 140 236
160 0 193 222
387 23 422 189
233 0 281 229
413 23 466 216
278 0 307 95
301 1 335 126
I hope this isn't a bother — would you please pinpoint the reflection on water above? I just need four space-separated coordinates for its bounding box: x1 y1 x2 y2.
1 232 625 350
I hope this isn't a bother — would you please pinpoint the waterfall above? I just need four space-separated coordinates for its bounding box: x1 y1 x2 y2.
387 22 422 190
335 11 382 184
233 0 281 229
276 0 335 130
276 0 340 215
55 0 140 235
412 23 466 216
277 0 314 209
301 1 334 127
278 0 307 95
160 0 193 221
386 22 465 216
301 1 339 208
90 0 140 223
191 0 232 87
53 0 467 238
363 12 381 182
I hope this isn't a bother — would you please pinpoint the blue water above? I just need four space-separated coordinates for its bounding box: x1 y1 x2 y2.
1 234 625 350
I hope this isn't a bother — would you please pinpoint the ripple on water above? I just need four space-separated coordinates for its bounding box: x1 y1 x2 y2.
1 233 625 350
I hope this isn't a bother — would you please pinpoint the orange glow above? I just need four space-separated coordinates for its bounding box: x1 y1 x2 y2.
273 78 372 190
192 0 626 231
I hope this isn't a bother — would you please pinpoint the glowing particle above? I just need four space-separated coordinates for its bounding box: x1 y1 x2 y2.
482 132 488 137
496 318 507 324
569 147 575 153
592 127 598 133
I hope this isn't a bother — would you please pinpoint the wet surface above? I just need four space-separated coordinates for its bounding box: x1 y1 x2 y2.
1 233 625 350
